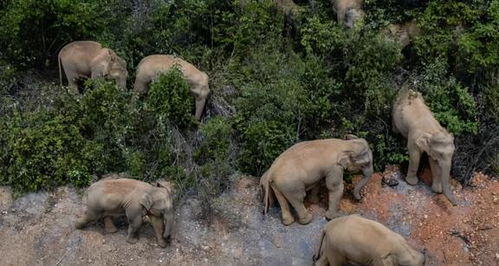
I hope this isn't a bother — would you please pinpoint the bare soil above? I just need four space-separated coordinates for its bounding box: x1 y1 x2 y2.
0 167 497 265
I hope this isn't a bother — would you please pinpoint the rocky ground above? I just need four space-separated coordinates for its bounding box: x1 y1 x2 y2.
0 167 498 266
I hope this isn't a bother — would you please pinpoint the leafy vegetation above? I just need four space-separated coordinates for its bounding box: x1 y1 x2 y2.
0 0 497 195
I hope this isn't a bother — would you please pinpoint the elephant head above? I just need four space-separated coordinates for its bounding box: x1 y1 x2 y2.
339 134 374 200
140 181 174 239
416 131 457 205
108 53 128 89
383 244 425 266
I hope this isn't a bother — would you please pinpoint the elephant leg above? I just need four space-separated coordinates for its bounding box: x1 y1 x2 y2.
150 215 167 248
406 145 421 185
325 167 345 220
327 250 345 266
307 183 321 204
75 209 101 229
429 157 442 193
282 189 313 225
126 210 143 244
104 216 118 233
65 72 79 94
271 184 295 225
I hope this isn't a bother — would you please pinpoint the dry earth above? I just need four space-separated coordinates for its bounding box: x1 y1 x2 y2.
0 167 498 266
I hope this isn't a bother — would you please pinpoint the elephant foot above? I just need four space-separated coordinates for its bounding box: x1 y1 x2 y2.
105 224 118 233
104 218 118 233
75 219 86 229
325 210 345 220
126 236 139 244
432 183 443 193
298 212 314 225
157 238 167 248
405 175 418 185
282 214 295 226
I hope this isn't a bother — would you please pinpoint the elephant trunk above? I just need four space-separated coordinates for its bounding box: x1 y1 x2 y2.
353 163 373 200
118 77 127 90
440 162 458 206
195 98 207 120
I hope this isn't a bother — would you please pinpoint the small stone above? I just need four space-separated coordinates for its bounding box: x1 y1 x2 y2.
424 215 428 219
495 253 499 260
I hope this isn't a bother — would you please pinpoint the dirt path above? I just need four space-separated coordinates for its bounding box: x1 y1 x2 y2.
0 168 497 265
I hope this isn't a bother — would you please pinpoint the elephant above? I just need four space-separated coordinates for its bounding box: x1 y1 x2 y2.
314 215 425 266
133 54 210 120
58 41 128 92
383 19 420 49
75 177 174 248
392 88 458 206
261 135 374 225
335 0 364 28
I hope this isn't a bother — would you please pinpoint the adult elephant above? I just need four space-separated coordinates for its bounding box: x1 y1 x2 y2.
58 41 128 92
261 135 374 225
75 177 174 248
314 215 425 266
392 88 458 205
133 55 210 120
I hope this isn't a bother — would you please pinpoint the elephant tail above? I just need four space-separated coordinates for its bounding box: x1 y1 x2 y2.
58 50 63 86
313 229 326 262
260 170 273 215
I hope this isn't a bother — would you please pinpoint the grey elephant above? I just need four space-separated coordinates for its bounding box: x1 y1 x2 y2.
392 88 458 205
335 0 364 28
383 19 420 49
133 54 210 120
314 215 425 266
58 41 128 92
261 135 374 225
75 177 174 247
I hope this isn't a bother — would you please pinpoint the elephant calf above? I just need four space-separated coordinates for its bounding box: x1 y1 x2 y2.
58 41 128 92
261 135 374 225
392 88 458 205
133 54 210 120
314 215 425 266
75 177 174 248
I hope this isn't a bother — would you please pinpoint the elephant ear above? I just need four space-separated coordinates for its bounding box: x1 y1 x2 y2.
139 191 153 214
338 151 352 168
415 133 432 154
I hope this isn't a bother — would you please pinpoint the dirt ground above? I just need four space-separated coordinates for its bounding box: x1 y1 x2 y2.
0 167 498 265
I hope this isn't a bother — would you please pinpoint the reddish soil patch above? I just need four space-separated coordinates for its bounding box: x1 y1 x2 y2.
308 166 499 265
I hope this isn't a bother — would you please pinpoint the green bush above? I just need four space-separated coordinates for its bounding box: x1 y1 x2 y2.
1 98 99 192
146 68 197 129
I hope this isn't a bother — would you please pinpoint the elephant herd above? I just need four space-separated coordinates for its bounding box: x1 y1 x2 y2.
64 3 454 263
58 41 210 120
259 87 457 265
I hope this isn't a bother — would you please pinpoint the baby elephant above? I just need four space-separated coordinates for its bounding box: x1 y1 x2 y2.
261 135 373 225
314 215 425 266
75 177 174 248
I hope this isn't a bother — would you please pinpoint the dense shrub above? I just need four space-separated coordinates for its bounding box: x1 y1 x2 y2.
146 68 197 129
1 0 497 195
